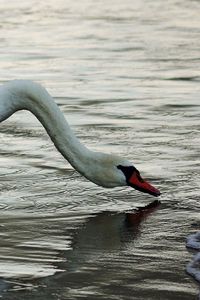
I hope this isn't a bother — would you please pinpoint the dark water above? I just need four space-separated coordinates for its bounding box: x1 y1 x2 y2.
0 0 200 299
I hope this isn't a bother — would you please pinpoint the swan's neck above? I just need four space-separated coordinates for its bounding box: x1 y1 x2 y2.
1 80 92 176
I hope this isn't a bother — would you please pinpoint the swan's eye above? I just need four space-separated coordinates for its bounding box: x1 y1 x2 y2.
117 165 137 182
136 172 145 183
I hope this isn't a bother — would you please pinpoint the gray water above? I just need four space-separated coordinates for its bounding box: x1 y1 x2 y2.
0 0 200 299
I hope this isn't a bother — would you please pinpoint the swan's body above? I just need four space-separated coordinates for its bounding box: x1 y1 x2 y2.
0 80 160 196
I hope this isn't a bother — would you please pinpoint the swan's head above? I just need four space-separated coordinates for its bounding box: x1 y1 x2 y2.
87 154 160 197
116 164 160 197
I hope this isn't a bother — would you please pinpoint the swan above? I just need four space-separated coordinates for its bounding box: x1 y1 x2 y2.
0 80 160 197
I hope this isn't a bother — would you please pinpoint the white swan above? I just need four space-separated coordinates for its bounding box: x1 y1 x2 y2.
0 80 160 197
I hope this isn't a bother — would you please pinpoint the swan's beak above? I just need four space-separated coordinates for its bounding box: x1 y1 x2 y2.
128 173 161 197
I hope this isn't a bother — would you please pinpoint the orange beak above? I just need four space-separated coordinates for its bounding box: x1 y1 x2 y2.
128 173 161 197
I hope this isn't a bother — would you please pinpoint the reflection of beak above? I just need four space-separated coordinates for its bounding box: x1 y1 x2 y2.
126 200 160 226
128 173 161 197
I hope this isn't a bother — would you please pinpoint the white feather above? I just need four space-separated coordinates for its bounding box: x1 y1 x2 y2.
0 80 130 188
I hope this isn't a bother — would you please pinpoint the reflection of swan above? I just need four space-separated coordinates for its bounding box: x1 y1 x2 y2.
0 80 160 196
57 200 161 274
0 201 160 295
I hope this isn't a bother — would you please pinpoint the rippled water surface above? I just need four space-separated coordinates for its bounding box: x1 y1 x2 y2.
0 0 200 299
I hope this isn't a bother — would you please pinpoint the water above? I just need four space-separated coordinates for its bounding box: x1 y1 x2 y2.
0 0 200 299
